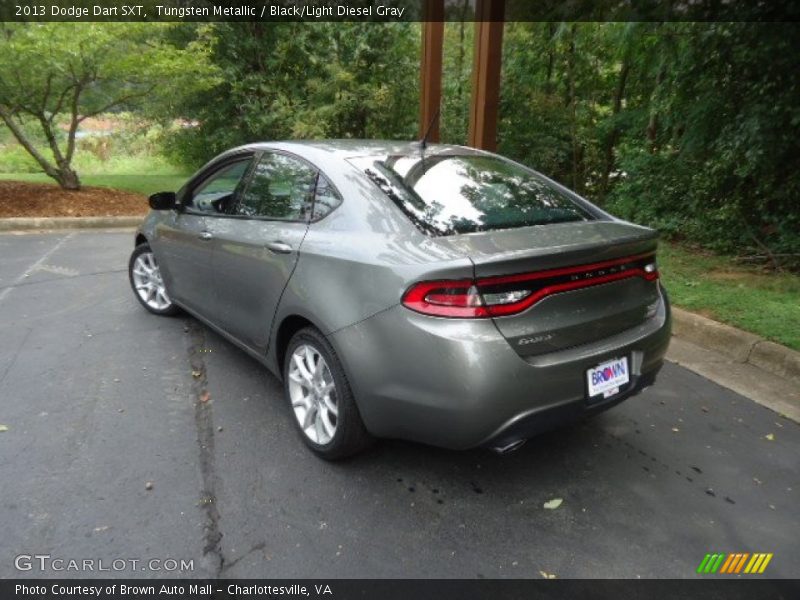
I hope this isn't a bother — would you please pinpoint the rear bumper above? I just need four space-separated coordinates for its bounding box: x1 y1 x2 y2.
330 285 672 450
484 367 659 451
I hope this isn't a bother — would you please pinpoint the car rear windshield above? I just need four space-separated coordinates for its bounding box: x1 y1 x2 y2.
352 154 595 236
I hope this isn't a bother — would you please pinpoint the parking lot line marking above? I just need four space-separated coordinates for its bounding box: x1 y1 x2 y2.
0 232 75 305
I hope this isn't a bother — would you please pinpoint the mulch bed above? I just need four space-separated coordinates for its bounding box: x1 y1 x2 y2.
0 180 149 218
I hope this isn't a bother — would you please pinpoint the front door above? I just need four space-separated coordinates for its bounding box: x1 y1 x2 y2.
209 152 317 352
157 157 253 319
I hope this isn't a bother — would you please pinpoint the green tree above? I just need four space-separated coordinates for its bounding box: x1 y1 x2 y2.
440 3 473 145
608 23 800 262
0 23 216 190
165 22 419 167
492 21 799 263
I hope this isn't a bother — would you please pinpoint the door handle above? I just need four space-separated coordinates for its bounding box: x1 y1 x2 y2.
265 241 293 254
199 231 213 240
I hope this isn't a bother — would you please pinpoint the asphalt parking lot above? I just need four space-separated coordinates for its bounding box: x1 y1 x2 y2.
0 230 797 579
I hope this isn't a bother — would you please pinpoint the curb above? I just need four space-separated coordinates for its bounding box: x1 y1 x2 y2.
671 306 800 384
0 216 142 231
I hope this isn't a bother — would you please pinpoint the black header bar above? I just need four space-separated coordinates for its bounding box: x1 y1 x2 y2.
2 0 800 23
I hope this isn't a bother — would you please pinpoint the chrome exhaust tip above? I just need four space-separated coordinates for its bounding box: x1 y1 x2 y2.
491 439 527 455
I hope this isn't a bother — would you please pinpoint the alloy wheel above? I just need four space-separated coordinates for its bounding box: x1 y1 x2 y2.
131 251 172 311
288 344 338 445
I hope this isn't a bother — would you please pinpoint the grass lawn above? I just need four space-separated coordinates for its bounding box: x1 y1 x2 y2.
658 242 800 351
0 172 189 196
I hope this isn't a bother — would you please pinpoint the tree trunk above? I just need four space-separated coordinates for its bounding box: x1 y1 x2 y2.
566 25 580 192
601 57 630 196
455 0 469 139
545 23 555 94
647 65 666 152
0 106 82 191
56 166 81 191
457 7 466 103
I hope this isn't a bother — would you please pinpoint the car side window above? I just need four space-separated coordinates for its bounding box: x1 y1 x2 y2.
188 159 252 214
312 174 342 220
235 153 317 220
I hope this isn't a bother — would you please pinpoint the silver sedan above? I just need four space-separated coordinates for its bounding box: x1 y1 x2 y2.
129 140 671 459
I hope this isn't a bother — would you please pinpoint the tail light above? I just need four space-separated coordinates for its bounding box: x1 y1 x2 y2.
402 253 659 318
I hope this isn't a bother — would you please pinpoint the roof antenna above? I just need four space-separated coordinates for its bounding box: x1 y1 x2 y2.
419 106 441 152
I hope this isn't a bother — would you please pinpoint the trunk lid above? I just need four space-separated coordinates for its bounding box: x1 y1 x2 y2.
433 221 661 356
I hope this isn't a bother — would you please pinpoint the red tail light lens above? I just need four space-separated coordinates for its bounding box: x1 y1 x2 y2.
402 253 658 318
401 280 490 318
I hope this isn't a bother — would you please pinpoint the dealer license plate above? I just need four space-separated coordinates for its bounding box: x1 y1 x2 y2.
587 357 630 399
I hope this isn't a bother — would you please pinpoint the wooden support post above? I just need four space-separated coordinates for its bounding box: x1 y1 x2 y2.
419 1 444 142
468 0 505 151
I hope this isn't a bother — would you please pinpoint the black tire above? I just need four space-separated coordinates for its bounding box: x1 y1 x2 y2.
128 243 180 316
284 327 373 460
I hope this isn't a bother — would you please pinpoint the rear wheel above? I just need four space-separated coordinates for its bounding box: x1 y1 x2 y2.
284 327 372 459
128 243 179 316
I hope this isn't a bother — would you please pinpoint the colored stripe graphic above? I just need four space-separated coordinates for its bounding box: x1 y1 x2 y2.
722 553 739 573
758 554 773 573
699 553 773 575
697 554 712 574
745 554 761 573
719 554 735 573
710 554 725 573
734 553 749 573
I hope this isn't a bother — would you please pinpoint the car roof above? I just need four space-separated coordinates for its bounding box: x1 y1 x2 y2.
235 139 487 160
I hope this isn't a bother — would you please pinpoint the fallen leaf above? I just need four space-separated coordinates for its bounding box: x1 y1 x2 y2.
543 498 563 510
539 570 557 579
765 433 775 441
0 425 8 432
192 370 202 378
200 391 210 403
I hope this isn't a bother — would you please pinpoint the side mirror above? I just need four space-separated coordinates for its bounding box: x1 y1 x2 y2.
149 191 177 211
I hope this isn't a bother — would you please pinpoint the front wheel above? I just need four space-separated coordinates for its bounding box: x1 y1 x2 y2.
284 327 372 459
128 243 180 316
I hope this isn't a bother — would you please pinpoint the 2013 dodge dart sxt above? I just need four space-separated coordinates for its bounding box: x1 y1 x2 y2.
129 140 671 459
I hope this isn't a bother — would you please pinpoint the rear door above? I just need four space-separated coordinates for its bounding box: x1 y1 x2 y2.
208 151 318 352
